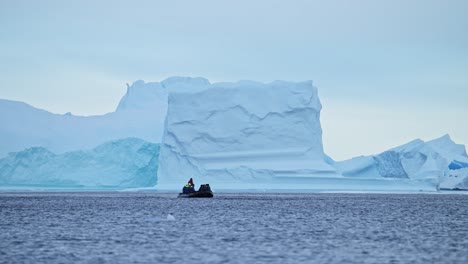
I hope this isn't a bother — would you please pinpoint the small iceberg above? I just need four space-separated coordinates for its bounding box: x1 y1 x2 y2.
166 214 175 221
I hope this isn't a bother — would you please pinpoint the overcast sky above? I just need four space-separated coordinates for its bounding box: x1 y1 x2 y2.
1 0 467 160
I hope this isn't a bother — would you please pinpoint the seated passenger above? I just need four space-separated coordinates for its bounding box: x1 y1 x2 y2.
188 178 194 188
182 178 196 193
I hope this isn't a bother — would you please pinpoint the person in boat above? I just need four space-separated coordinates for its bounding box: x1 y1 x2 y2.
188 178 194 187
198 184 211 192
182 178 196 194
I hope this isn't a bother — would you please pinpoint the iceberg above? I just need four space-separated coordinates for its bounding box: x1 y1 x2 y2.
2 76 467 191
336 135 468 191
0 138 159 188
157 80 343 190
435 135 468 190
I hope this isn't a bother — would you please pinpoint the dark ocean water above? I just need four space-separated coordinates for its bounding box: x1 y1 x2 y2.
0 192 467 264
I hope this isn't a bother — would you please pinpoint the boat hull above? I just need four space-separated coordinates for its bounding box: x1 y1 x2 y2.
177 191 214 198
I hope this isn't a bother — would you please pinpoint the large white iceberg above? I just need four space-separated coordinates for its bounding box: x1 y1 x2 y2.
157 80 346 190
2 76 467 191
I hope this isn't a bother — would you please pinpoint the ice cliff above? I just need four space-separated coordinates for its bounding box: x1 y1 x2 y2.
0 138 159 188
157 80 339 189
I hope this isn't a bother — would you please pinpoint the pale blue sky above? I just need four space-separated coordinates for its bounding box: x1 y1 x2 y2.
1 0 467 159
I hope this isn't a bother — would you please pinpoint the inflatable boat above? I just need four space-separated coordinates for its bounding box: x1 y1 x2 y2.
178 184 213 198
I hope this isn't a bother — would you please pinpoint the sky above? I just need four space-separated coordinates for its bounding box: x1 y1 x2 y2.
0 0 467 160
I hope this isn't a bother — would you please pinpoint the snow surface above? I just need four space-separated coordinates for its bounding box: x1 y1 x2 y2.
0 77 210 158
0 138 159 188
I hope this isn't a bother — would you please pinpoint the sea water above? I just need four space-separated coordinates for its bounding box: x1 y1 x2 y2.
0 192 467 263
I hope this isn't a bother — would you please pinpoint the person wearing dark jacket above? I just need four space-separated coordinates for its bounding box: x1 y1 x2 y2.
188 178 194 187
182 178 196 193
